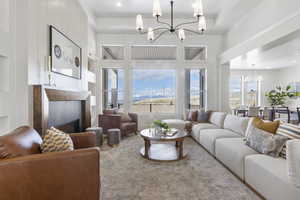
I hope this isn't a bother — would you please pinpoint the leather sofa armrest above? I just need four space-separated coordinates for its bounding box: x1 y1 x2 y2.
129 113 138 123
0 148 101 200
69 131 96 149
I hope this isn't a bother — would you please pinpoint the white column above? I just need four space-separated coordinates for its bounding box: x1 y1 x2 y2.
218 62 231 112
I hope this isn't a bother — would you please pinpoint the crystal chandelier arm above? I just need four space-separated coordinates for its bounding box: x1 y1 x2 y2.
182 28 203 35
174 17 200 30
156 16 172 28
152 30 170 42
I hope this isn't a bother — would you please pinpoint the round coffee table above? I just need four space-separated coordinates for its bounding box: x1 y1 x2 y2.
139 128 188 162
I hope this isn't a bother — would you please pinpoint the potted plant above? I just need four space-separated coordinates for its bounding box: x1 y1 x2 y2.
265 85 295 106
153 120 170 134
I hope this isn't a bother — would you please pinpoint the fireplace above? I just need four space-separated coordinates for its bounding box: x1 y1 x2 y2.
33 85 91 136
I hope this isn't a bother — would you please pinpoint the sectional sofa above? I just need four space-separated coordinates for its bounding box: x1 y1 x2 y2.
190 112 300 200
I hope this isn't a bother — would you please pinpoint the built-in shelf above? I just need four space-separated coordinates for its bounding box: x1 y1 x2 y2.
0 0 9 33
0 55 9 92
87 71 96 83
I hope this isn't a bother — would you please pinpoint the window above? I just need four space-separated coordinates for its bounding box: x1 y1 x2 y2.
245 80 258 107
102 69 124 109
186 69 206 109
229 75 262 108
229 76 242 109
184 47 207 61
132 69 176 113
102 46 124 60
131 45 177 60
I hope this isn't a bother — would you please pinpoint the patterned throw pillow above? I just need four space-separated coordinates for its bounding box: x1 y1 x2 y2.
246 126 289 157
277 123 300 159
41 127 74 153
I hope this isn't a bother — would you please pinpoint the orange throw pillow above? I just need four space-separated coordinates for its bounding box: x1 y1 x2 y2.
252 117 280 134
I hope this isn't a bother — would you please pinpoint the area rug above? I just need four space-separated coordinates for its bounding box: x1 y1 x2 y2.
100 136 260 200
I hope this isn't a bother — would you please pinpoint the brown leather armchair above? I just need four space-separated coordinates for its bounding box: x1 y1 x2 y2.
99 109 138 137
0 126 101 200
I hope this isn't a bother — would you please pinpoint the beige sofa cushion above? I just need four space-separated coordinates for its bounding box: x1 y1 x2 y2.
245 155 300 200
287 139 300 188
199 129 241 155
191 123 220 142
209 112 227 128
215 138 258 180
224 115 249 136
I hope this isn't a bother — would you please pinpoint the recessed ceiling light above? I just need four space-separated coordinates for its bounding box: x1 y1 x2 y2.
116 2 122 7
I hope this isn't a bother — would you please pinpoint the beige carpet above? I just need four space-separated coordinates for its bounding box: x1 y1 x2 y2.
100 136 261 200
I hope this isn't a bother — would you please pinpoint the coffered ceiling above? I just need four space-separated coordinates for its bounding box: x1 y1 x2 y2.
81 0 264 34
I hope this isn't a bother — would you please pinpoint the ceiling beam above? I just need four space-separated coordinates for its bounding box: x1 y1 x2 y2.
215 0 263 31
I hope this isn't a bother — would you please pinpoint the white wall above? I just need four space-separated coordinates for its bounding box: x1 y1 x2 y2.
28 0 89 91
97 33 224 128
0 0 94 134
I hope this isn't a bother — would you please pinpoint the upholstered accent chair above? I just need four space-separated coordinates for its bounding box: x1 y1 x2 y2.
99 109 138 137
0 126 101 200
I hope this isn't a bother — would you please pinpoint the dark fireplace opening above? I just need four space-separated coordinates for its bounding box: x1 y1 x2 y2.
48 101 83 133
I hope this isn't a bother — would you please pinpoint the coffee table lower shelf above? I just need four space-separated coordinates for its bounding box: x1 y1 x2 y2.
140 143 188 162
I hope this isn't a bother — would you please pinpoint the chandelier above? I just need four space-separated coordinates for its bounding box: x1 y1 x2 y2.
136 0 206 42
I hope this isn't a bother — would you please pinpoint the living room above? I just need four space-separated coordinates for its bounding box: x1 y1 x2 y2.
1 0 300 200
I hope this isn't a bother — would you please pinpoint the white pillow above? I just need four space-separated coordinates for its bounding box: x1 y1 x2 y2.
209 112 227 128
224 115 249 136
286 139 300 188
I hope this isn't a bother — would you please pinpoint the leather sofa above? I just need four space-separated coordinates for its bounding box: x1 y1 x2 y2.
0 126 101 200
191 112 300 200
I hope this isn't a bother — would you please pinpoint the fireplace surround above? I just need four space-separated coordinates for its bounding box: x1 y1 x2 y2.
33 85 91 136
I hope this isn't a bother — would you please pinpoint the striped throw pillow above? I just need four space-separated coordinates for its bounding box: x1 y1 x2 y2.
277 123 300 159
41 127 74 153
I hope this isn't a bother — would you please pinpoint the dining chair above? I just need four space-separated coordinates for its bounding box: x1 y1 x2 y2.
248 107 260 117
273 107 291 123
261 107 273 121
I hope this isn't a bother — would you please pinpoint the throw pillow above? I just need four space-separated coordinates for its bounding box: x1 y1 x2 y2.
252 117 280 134
186 110 198 122
246 126 289 157
277 123 300 159
197 110 211 123
41 127 74 153
116 111 132 122
286 139 300 188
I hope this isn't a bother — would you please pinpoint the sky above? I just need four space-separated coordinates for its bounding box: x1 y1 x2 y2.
107 69 202 101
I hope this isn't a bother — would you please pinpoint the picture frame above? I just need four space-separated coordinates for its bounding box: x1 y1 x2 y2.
49 25 82 79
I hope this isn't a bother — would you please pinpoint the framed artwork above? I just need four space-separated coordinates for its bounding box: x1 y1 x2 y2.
50 25 82 79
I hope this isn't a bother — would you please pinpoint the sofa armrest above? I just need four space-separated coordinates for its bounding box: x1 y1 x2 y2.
0 148 101 200
69 131 96 149
287 139 300 188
